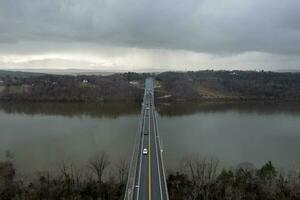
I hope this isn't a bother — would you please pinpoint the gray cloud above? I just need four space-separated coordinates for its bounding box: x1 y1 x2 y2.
0 0 300 70
1 0 300 53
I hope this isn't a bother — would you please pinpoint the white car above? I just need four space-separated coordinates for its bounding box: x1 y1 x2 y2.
142 148 148 155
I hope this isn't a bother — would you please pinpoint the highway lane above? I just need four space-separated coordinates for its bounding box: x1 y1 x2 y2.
137 79 151 200
126 77 168 200
152 103 169 199
137 78 167 200
133 92 148 199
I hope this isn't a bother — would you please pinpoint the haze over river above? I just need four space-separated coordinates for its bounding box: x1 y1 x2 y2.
1 102 300 178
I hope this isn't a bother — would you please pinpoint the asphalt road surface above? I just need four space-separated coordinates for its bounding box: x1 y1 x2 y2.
131 78 168 200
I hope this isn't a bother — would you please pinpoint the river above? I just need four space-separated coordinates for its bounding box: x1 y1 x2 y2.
0 101 300 178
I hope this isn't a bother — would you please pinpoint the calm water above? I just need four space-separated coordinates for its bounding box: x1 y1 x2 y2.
157 102 300 171
0 103 140 178
1 102 300 178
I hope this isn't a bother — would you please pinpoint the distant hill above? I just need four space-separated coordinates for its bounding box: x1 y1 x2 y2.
7 68 124 76
0 70 45 78
3 68 163 75
276 69 300 73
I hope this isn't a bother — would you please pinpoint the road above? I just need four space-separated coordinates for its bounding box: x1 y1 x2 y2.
125 78 169 200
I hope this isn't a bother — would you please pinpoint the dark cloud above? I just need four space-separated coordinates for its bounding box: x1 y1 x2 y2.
0 0 300 70
0 0 299 55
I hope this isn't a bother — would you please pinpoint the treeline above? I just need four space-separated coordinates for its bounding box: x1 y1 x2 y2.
0 74 143 102
0 153 128 200
1 70 300 102
156 71 300 101
1 154 300 200
167 156 300 200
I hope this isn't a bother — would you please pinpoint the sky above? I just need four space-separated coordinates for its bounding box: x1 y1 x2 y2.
0 0 300 72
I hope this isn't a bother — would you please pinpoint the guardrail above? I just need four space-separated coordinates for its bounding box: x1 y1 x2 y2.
154 109 170 200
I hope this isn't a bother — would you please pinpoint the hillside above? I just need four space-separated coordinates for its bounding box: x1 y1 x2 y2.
0 70 300 102
0 70 45 78
154 71 300 101
0 73 144 102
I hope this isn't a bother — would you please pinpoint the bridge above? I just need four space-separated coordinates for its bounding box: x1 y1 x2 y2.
124 78 169 200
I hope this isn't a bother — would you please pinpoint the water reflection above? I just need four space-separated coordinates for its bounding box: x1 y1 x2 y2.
156 101 300 116
0 102 140 118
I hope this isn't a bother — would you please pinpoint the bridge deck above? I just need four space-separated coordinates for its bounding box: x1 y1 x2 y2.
125 78 169 200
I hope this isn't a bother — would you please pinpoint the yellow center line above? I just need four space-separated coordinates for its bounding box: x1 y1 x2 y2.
148 107 152 200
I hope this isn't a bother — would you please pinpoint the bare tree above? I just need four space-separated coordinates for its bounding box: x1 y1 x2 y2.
59 164 82 187
183 154 220 184
182 154 220 200
0 151 15 186
89 153 110 183
115 159 128 185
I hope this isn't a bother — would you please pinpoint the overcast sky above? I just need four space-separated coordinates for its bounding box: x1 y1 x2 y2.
0 0 300 71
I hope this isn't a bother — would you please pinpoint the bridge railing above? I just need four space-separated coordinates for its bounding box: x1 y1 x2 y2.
153 102 170 200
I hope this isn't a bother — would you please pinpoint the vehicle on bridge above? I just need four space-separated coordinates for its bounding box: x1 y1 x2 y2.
124 78 169 200
142 148 148 155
